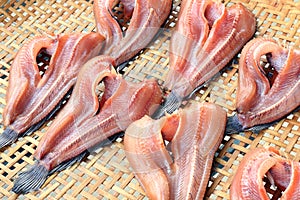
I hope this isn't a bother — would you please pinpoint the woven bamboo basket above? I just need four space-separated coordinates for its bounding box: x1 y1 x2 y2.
0 0 300 199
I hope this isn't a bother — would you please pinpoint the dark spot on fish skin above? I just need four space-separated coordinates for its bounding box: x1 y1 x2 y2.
188 193 194 200
283 162 291 173
247 168 251 174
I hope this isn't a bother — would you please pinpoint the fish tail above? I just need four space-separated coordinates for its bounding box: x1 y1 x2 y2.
151 92 182 119
247 122 276 134
225 114 244 135
0 128 19 149
13 151 88 194
12 163 48 194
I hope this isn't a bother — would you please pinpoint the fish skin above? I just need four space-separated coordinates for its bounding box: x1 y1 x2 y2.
230 147 281 200
268 160 300 200
2 32 105 136
236 37 300 128
164 0 256 98
120 0 135 19
94 0 172 66
4 0 172 144
35 0 171 168
124 116 172 200
124 101 227 200
34 55 162 170
281 162 300 199
3 35 56 127
169 101 226 200
230 147 300 200
268 159 292 190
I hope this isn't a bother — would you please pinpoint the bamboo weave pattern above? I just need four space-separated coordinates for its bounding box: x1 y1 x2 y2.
0 0 300 199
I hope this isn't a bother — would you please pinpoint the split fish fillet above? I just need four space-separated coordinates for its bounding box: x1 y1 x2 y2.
152 0 256 119
12 56 162 194
1 33 105 148
12 0 172 193
124 101 227 199
1 0 172 148
94 0 172 66
230 147 300 200
237 38 300 128
227 37 300 134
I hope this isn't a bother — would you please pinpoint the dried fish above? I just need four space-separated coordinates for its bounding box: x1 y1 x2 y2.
125 101 227 199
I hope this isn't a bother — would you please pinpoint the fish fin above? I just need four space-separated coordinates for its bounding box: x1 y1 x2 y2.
12 163 48 194
225 114 244 135
50 132 124 174
0 128 19 149
246 106 300 134
49 150 88 175
151 92 182 119
96 132 125 147
246 122 275 134
182 83 206 100
23 88 73 136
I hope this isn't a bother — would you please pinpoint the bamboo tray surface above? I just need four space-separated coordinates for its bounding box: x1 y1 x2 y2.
1 0 300 199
